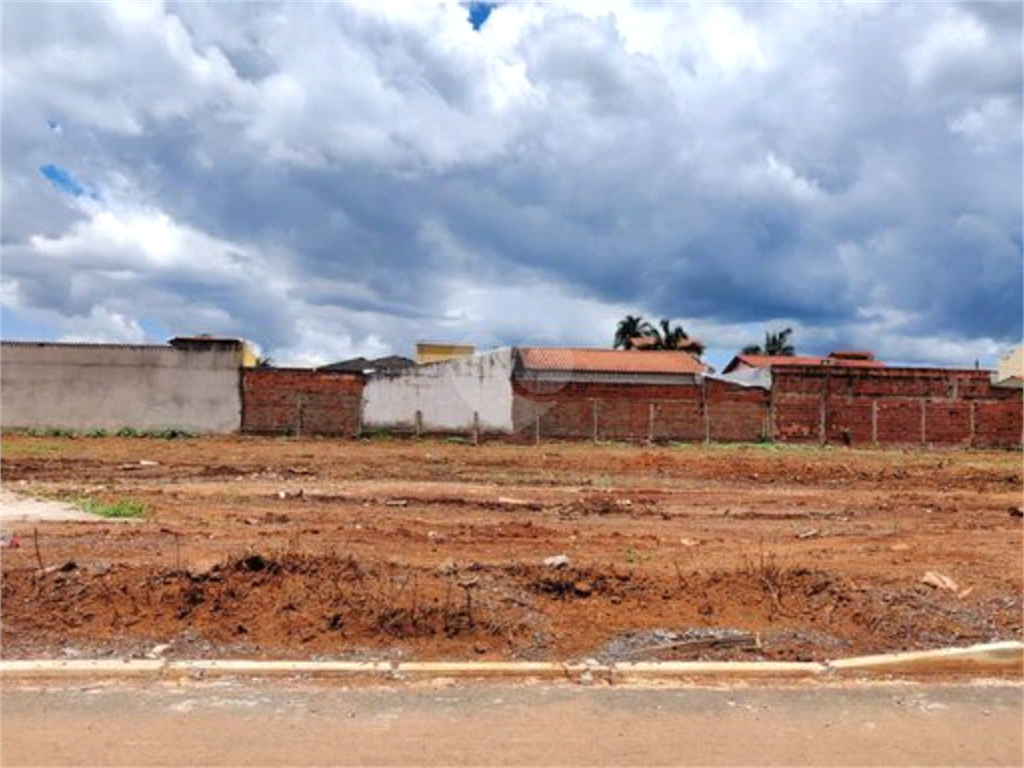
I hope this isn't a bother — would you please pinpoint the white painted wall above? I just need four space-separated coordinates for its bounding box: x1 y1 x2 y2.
362 348 514 432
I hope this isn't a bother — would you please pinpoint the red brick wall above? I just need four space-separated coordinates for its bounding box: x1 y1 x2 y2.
241 368 364 436
511 377 768 443
772 366 1022 448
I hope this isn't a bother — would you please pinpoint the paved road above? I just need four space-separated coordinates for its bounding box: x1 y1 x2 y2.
1 678 1020 766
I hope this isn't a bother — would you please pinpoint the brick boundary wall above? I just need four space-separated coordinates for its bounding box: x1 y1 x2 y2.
510 378 770 444
241 368 364 437
238 365 1021 448
771 366 1023 448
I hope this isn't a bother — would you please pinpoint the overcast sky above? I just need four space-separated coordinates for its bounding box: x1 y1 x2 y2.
2 1 1021 371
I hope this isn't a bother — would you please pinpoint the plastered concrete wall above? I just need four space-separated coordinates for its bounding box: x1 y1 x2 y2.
363 348 514 433
1 342 242 433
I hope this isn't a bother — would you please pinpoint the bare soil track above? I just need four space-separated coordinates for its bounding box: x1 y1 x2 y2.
1 436 1021 666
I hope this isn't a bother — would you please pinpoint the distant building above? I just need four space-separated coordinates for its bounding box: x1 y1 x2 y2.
318 355 415 374
416 341 475 365
994 344 1023 388
515 347 707 380
169 335 256 367
722 350 883 375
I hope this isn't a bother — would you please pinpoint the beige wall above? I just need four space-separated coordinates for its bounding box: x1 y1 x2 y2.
996 344 1023 387
1 342 242 433
415 342 475 365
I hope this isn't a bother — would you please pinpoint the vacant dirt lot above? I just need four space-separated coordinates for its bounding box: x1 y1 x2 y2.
1 435 1021 665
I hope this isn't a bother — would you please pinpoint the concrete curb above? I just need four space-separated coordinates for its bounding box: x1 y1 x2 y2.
1 642 1020 682
826 641 1024 675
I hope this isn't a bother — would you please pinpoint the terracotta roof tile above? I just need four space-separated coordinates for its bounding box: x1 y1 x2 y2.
517 347 706 375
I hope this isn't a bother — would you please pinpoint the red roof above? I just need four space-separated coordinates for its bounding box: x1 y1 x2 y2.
724 354 885 373
517 347 706 375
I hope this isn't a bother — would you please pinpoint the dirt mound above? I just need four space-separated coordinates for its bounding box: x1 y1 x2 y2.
3 551 1019 662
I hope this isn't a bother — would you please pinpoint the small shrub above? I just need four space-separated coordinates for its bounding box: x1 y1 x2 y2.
116 427 139 438
146 428 193 439
86 428 108 438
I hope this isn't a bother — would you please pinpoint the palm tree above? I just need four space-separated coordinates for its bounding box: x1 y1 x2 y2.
742 327 795 356
652 319 706 357
614 315 656 349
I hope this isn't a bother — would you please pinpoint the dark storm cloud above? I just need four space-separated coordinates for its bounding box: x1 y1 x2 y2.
1 1 1019 365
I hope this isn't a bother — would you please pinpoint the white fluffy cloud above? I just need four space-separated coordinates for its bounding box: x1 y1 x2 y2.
2 1 1020 368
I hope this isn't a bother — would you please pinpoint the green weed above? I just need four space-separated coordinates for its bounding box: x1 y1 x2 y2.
75 497 148 519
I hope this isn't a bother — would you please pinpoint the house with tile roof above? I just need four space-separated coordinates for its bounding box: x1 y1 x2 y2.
722 350 884 375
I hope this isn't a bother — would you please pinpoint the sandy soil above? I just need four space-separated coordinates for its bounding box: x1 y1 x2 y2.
1 435 1021 663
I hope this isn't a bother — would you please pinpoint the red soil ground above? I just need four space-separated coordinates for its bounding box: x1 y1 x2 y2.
1 435 1021 664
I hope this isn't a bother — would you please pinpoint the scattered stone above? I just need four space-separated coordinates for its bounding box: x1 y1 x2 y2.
384 499 408 507
139 460 159 467
680 538 699 547
796 529 820 539
542 554 570 569
263 512 290 524
921 571 958 592
437 559 458 575
890 543 911 551
573 581 593 597
1010 507 1023 518
497 497 528 506
957 587 974 599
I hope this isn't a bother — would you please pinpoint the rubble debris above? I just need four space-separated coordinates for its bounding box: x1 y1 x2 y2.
796 529 820 539
147 643 172 659
921 571 959 592
542 554 570 569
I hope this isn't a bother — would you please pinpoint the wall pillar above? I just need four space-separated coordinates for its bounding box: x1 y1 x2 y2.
648 402 656 444
701 378 710 444
294 395 305 438
591 400 599 443
920 398 927 445
415 409 423 438
969 400 976 447
871 400 878 446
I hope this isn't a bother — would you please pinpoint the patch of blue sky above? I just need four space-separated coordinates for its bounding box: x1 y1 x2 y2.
467 2 495 31
39 164 86 197
0 307 59 341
